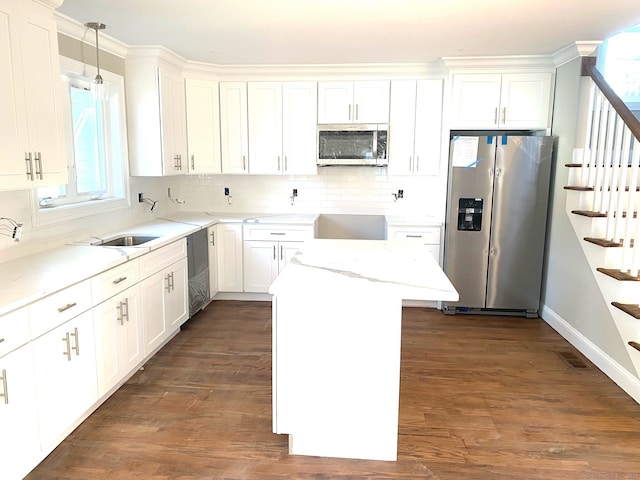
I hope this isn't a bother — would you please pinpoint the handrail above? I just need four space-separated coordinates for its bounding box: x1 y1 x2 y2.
582 57 640 142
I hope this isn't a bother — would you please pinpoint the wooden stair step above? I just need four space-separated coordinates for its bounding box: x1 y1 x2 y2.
584 237 635 248
629 341 640 352
597 268 640 281
572 210 606 218
612 302 640 318
564 186 640 192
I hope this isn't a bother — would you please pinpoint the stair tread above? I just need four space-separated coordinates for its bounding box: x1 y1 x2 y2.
629 341 640 352
597 268 640 281
584 237 635 248
612 302 640 319
564 185 640 192
572 210 607 218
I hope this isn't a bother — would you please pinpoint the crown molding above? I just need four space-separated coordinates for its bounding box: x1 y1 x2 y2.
553 41 602 67
125 46 187 70
34 0 63 9
440 54 556 72
54 12 129 58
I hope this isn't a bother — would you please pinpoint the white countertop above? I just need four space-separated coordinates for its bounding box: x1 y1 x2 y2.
269 239 458 302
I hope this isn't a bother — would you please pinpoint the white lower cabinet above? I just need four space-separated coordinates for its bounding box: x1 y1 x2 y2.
208 225 219 298
242 223 313 293
216 223 244 292
140 257 188 356
0 341 40 480
32 310 97 452
93 284 144 397
386 224 441 265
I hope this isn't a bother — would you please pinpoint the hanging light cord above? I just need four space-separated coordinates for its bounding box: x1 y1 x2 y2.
85 22 106 86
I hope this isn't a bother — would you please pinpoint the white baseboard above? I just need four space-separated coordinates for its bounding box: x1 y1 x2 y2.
541 304 640 405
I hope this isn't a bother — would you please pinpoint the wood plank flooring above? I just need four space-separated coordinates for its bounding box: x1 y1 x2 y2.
26 300 640 480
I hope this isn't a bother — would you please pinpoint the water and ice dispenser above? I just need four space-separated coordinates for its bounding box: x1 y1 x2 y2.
457 198 483 231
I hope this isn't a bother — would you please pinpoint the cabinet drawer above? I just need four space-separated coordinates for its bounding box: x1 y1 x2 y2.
91 259 140 306
29 280 92 340
139 239 187 279
0 308 29 358
387 227 440 244
243 224 314 242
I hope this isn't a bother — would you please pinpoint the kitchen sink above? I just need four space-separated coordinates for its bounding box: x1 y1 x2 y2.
93 235 159 247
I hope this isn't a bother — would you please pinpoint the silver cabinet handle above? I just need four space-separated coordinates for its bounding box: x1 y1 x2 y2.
62 332 71 361
348 104 351 121
191 154 195 170
35 152 43 180
280 245 283 261
165 273 172 293
210 230 215 246
273 245 276 260
406 235 422 238
174 154 180 170
270 232 285 236
277 156 281 171
116 301 125 325
501 107 506 124
25 152 34 181
416 156 420 171
57 302 77 313
112 276 127 285
122 298 129 322
284 156 288 171
0 369 8 404
355 104 359 121
242 155 247 170
70 327 79 356
494 107 498 125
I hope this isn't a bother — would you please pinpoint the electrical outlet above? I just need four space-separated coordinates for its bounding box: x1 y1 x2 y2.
293 188 298 197
398 189 404 199
224 187 230 196
138 192 144 202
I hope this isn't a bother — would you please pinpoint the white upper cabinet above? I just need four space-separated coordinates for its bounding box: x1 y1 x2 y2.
126 56 188 176
450 72 553 130
248 81 317 175
220 81 249 174
185 78 222 174
318 80 390 124
0 0 66 190
248 82 283 174
388 79 443 176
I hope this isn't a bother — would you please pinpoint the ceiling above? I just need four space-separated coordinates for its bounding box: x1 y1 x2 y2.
56 0 640 65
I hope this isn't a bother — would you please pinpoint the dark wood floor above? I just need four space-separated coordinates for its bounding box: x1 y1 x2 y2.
26 301 640 480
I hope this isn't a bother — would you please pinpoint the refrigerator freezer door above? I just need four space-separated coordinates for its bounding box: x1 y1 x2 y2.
443 136 496 308
486 136 553 310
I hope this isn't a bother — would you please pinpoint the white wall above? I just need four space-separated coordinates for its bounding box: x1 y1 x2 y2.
542 57 635 373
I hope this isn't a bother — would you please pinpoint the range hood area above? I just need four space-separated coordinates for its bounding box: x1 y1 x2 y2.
316 214 386 240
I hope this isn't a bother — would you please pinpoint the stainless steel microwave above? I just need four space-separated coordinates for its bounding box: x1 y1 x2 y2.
317 124 388 166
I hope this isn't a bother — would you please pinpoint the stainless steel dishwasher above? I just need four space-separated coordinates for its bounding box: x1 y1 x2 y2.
186 229 210 317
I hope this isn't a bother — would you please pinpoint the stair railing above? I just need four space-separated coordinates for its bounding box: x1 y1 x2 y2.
581 57 640 276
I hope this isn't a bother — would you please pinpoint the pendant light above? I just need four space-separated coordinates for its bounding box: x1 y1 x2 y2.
85 21 107 101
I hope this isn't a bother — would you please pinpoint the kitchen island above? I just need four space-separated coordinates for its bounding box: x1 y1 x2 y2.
269 239 458 461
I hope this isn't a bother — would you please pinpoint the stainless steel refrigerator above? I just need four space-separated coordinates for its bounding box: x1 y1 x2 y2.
442 134 554 317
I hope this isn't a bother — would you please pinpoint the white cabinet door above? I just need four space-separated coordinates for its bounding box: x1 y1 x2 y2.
0 0 66 190
500 73 552 129
450 73 502 129
248 82 283 174
165 257 188 331
220 82 249 174
0 343 40 480
450 72 552 130
185 78 222 174
317 81 353 123
207 226 219 298
159 66 188 174
413 79 443 176
279 241 303 270
318 81 390 124
216 223 244 292
140 270 167 356
93 285 143 397
32 311 97 452
388 80 417 175
243 240 279 293
353 81 390 123
282 81 317 175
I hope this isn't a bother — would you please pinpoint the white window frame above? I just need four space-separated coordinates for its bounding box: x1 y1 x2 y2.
31 56 130 226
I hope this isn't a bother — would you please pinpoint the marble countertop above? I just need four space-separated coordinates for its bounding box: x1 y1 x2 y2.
269 239 458 302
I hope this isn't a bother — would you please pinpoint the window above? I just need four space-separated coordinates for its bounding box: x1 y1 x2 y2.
598 24 640 108
32 57 129 225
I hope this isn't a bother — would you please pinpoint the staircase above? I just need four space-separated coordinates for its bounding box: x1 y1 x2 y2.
564 57 640 375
